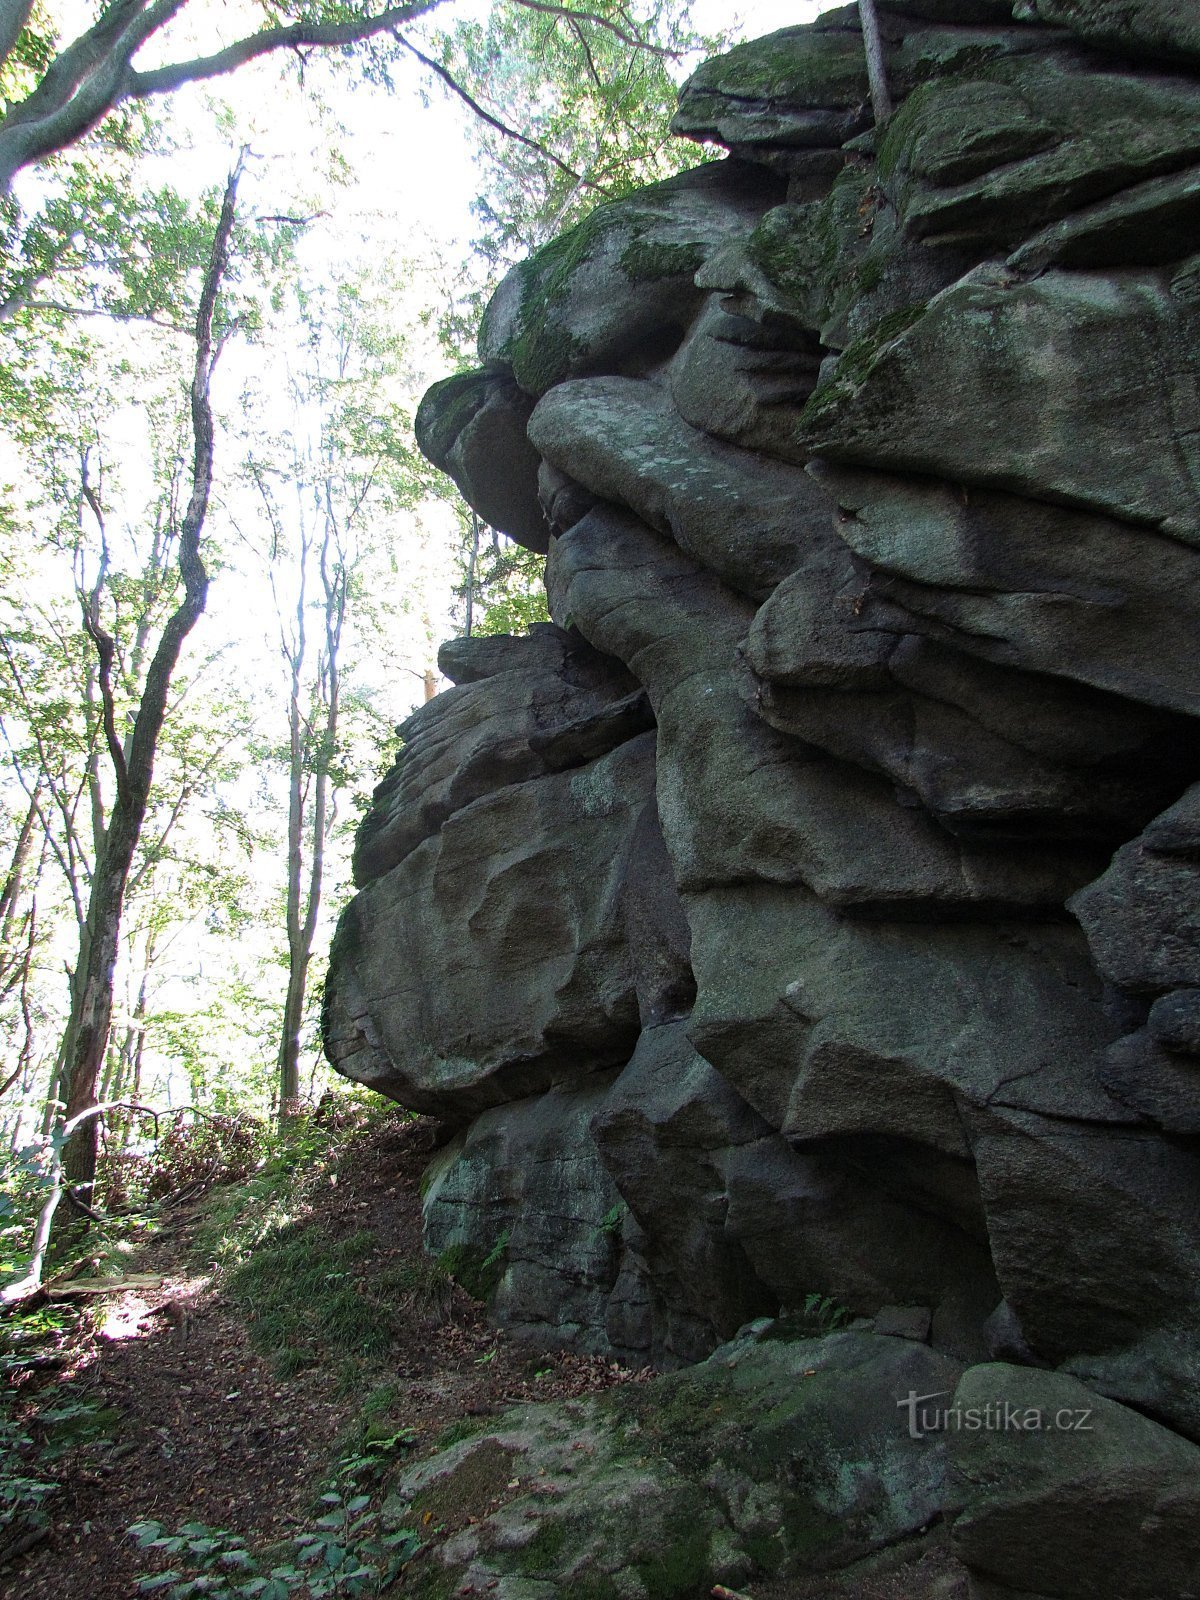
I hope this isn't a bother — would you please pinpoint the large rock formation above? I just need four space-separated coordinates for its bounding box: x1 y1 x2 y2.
325 2 1200 1593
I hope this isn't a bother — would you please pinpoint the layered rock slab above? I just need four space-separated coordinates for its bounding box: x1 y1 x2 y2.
327 3 1200 1595
326 628 658 1119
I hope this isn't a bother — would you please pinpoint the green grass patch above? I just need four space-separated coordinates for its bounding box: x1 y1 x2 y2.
224 1221 394 1378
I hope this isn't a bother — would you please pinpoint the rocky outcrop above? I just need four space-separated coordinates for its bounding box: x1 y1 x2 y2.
325 3 1200 1594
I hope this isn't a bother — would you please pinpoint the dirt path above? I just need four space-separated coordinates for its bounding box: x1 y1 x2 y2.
5 1116 637 1600
4 1115 967 1600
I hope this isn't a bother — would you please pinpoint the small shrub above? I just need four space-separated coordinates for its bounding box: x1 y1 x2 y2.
130 1487 422 1598
596 1203 626 1238
0 1405 58 1561
135 1114 262 1203
801 1292 850 1331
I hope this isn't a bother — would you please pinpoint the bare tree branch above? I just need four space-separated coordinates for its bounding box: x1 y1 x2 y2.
0 0 685 191
0 0 35 72
1 1098 235 1307
517 0 680 57
9 299 191 334
78 466 132 799
0 1 444 189
396 31 606 194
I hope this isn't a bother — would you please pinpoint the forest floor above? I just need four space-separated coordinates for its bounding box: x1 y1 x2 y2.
1 1108 965 1600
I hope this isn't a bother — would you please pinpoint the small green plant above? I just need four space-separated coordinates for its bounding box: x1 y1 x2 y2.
34 1394 121 1459
0 1406 58 1559
223 1223 394 1378
373 1256 455 1324
436 1227 510 1303
130 1484 422 1599
481 1229 509 1273
801 1293 851 1331
0 1351 128 1562
596 1203 626 1238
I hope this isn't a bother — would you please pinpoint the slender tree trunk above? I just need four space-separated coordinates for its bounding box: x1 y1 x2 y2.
858 0 892 125
55 163 239 1213
60 750 150 1197
0 895 38 1105
464 511 480 638
276 517 344 1130
0 790 39 948
277 570 309 1123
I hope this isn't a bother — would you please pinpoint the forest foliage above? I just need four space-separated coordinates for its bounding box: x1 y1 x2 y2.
0 0 732 1288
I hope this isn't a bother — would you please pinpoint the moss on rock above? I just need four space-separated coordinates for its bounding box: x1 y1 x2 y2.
800 301 929 430
413 371 489 469
679 27 869 108
411 1438 518 1533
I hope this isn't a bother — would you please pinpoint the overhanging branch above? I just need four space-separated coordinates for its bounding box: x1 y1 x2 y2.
396 31 606 194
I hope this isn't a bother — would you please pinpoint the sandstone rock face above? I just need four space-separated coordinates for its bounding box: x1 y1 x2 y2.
325 3 1200 1594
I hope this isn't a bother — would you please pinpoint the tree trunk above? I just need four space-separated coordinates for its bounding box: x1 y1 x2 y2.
858 0 893 125
60 806 137 1198
54 162 238 1217
274 474 346 1130
0 790 38 949
277 942 309 1120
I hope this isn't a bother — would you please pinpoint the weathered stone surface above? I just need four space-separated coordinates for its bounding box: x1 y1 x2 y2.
387 1327 966 1598
422 1078 633 1355
325 730 653 1118
671 23 874 154
478 158 783 397
1071 781 1200 993
667 286 827 458
1016 0 1200 64
414 370 547 551
949 1364 1200 1599
352 624 647 886
1099 1027 1200 1131
330 6 1200 1590
809 461 1200 717
529 374 838 599
878 56 1200 249
797 265 1200 547
741 622 1182 840
1150 987 1200 1054
1008 162 1200 272
591 1023 778 1361
671 18 1055 161
548 503 1104 912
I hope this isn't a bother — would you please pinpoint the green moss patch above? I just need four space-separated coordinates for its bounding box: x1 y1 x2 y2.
800 301 929 430
413 371 488 467
682 28 869 108
411 1439 517 1535
607 1369 736 1471
435 1227 509 1303
489 191 712 393
620 236 706 283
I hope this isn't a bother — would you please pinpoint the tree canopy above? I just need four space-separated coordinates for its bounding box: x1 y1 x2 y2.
0 0 759 1274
